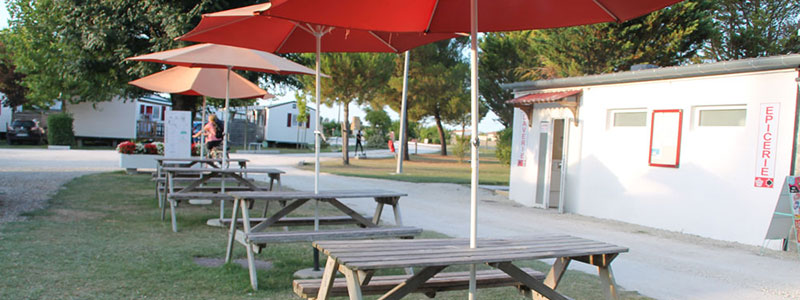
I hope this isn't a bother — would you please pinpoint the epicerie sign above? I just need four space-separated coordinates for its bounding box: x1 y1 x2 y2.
755 103 779 188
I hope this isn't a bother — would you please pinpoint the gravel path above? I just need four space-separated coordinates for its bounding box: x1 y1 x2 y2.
0 149 119 225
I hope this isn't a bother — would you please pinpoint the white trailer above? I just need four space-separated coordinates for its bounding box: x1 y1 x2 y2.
263 101 316 145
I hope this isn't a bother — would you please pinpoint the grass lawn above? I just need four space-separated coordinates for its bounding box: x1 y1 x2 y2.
301 152 511 185
0 172 649 299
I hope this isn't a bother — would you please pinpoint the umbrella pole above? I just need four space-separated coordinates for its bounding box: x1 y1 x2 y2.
469 0 480 298
313 30 323 271
223 66 231 169
396 51 410 174
201 96 207 160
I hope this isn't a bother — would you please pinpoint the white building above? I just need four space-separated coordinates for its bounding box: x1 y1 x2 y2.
257 101 316 145
503 54 800 246
0 104 21 135
66 94 171 143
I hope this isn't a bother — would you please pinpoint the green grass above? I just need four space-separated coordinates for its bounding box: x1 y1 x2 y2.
302 152 511 185
0 173 650 299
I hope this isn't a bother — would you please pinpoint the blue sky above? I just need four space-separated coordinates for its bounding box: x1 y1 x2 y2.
0 3 504 132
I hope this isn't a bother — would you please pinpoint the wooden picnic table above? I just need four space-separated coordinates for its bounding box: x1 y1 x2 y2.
312 235 629 300
226 190 416 290
161 166 284 232
154 157 249 206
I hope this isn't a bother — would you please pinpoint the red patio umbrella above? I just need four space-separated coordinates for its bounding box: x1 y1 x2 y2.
129 66 272 158
180 3 458 195
127 43 317 168
259 0 685 298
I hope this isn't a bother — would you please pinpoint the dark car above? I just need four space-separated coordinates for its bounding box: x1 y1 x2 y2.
7 119 47 145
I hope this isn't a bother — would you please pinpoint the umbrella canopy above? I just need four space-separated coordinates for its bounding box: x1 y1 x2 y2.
127 43 317 169
127 43 321 75
255 0 685 297
263 0 684 33
179 3 457 194
179 3 456 54
129 66 271 99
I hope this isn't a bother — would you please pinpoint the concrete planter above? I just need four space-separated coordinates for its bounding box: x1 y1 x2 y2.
119 154 161 173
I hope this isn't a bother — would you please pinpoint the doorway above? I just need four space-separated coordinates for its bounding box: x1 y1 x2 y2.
534 118 568 212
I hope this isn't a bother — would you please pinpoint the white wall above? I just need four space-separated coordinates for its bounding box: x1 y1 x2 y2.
67 98 136 139
509 70 799 246
0 105 13 133
265 102 315 144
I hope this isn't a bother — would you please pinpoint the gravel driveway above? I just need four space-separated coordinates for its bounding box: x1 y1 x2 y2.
0 148 119 224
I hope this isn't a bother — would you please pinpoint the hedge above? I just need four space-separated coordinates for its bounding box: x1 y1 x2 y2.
47 113 75 146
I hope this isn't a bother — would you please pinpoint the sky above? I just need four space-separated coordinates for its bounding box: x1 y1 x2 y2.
0 4 505 133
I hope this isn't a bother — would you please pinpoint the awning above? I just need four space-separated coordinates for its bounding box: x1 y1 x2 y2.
506 90 582 105
507 90 582 126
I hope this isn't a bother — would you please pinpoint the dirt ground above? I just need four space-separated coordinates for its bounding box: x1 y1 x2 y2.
2 147 799 300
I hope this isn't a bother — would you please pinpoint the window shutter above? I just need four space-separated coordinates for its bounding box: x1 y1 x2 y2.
287 113 292 127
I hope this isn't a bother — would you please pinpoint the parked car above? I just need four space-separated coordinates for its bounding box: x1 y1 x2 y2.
7 119 46 145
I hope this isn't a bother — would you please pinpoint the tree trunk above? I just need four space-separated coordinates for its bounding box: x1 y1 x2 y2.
434 112 447 156
341 102 350 165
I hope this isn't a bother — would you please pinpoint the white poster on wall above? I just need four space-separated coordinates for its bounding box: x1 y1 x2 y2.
165 110 191 158
755 103 779 188
516 115 529 167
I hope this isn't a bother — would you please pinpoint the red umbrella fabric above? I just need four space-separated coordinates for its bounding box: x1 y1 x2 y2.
264 0 684 33
179 3 457 54
129 66 271 99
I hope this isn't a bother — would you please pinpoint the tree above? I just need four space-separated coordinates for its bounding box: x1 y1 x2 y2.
381 39 472 156
5 0 299 114
531 0 714 77
479 31 540 128
295 96 309 148
0 39 28 112
364 107 391 148
297 52 394 165
704 0 800 60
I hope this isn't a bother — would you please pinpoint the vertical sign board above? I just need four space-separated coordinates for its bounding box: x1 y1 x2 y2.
755 103 779 188
165 110 191 158
649 110 683 167
515 114 529 167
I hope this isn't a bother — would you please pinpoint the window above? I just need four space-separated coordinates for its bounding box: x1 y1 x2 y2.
287 113 292 127
697 106 746 127
609 109 647 127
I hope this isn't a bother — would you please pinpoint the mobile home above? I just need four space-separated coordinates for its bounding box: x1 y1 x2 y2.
503 54 800 246
66 95 171 143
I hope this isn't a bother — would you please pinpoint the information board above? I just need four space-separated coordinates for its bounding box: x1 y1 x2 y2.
649 110 683 167
164 110 191 158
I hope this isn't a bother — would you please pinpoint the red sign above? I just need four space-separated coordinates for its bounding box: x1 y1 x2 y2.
755 103 779 188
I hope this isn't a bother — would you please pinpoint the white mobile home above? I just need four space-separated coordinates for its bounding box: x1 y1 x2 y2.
503 55 800 246
0 104 21 135
66 95 171 142
261 101 316 145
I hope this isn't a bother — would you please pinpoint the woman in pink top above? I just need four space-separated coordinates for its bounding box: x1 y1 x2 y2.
193 114 222 154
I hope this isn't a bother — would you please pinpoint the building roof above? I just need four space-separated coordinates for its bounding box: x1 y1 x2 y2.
267 100 316 111
139 94 172 106
506 90 581 105
503 54 800 92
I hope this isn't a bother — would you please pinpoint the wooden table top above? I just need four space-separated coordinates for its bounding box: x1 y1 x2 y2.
313 235 629 271
229 189 407 200
161 167 284 174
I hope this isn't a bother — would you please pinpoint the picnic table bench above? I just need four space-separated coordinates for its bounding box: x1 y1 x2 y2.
226 190 421 290
309 235 628 300
161 167 284 232
154 157 248 207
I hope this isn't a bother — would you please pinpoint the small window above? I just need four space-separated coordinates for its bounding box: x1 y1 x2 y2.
698 108 746 127
610 110 647 127
287 113 292 127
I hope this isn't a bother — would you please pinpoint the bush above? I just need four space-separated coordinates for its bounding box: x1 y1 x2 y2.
47 113 75 146
365 130 387 149
452 135 469 163
495 127 513 165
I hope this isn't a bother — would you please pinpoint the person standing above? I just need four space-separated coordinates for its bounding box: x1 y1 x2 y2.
354 130 364 155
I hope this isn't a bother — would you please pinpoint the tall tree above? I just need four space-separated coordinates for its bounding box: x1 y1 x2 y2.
704 0 800 60
479 31 540 128
0 39 28 111
531 0 714 77
297 52 394 165
5 0 297 112
379 39 472 156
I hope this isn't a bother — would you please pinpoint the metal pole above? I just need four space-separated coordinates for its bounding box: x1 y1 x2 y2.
201 96 206 159
313 30 323 271
222 66 232 169
469 0 479 298
396 51 410 174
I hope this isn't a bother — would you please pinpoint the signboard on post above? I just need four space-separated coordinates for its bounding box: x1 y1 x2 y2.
164 110 191 158
755 103 780 188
